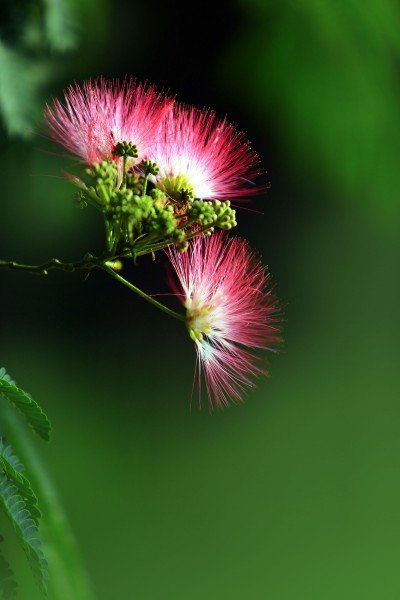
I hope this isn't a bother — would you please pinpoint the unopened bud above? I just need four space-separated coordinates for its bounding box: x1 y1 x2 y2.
113 141 138 158
105 260 123 271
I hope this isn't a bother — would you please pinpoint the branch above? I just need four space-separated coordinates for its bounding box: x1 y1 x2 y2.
0 253 104 276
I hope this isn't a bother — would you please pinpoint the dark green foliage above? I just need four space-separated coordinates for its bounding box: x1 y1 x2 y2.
0 40 45 138
0 442 47 597
42 0 78 52
0 0 78 137
0 369 51 442
228 0 400 218
0 536 17 600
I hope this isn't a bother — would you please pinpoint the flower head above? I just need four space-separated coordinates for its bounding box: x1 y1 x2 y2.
167 233 281 409
44 78 173 165
149 104 264 201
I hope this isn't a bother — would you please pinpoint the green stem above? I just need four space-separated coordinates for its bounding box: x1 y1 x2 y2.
2 408 94 600
132 224 214 257
0 225 213 276
102 265 185 322
122 155 127 189
142 173 149 197
105 220 112 250
0 254 102 276
110 222 122 255
96 182 110 204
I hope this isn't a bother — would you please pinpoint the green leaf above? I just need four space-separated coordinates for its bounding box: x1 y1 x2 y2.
0 441 41 527
0 369 51 442
0 535 18 600
0 476 48 597
0 442 47 596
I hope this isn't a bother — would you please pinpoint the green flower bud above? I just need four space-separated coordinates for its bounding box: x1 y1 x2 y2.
151 188 167 202
126 172 142 193
113 141 138 158
146 203 177 236
212 200 237 230
83 161 118 202
138 159 159 175
187 200 217 226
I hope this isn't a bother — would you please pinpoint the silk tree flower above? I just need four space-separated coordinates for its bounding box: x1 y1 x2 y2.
149 104 264 201
44 78 173 165
167 232 281 409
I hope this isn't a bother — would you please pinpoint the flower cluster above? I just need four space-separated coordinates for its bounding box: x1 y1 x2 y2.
44 78 281 409
44 77 262 201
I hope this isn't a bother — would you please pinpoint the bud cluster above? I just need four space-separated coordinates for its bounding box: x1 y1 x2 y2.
187 200 237 231
83 161 118 205
74 143 238 257
113 141 138 159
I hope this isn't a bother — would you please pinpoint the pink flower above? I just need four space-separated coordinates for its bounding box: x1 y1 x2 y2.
167 233 281 409
44 78 173 164
149 104 264 201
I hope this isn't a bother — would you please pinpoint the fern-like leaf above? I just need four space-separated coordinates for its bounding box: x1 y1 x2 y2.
0 441 41 527
0 444 48 595
0 474 48 597
0 369 51 442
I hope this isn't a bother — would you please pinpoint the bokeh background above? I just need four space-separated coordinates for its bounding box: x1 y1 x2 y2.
1 0 400 598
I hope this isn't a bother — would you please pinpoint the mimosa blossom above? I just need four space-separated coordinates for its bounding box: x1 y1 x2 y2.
149 104 264 201
44 78 173 164
167 233 281 409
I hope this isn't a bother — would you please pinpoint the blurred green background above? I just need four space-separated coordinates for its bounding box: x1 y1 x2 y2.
1 0 400 598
